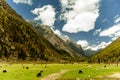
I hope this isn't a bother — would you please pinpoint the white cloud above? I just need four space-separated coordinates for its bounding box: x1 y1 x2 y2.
99 24 120 37
31 5 56 27
115 31 120 37
93 28 101 35
53 29 71 42
60 0 100 33
13 0 33 5
111 31 120 41
77 40 89 48
77 40 111 51
89 41 111 51
54 29 62 36
61 35 71 41
100 16 120 42
111 37 118 41
115 17 120 23
62 12 98 33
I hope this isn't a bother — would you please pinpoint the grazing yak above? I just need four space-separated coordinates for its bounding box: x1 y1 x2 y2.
3 70 7 73
36 70 44 77
78 70 83 74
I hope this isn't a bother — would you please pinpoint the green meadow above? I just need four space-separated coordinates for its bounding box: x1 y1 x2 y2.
0 63 120 80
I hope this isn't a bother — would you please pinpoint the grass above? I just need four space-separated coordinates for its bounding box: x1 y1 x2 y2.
0 63 120 80
59 64 120 79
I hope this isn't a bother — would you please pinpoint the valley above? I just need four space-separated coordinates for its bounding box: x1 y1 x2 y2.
0 63 120 80
0 0 120 79
0 0 84 62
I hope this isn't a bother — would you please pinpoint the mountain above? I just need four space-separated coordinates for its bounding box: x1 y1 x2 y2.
89 37 120 63
34 25 85 58
63 37 85 57
85 49 101 57
0 0 75 62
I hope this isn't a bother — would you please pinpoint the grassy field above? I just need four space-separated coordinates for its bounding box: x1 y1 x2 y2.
0 63 120 80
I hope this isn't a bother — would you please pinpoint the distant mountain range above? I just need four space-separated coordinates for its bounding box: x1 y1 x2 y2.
84 49 100 57
0 0 85 62
89 37 120 63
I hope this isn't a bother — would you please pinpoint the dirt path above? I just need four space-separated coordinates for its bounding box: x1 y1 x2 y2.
40 70 68 80
107 73 120 78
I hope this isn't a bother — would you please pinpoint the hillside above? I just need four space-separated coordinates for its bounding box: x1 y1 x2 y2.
64 38 85 56
34 25 85 58
0 0 74 62
89 37 120 63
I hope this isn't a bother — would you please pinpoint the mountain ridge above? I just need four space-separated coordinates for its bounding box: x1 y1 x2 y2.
89 37 120 63
0 0 76 62
34 25 85 58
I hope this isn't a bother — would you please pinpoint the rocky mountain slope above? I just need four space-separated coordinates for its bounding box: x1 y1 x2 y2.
0 0 75 62
35 25 85 58
64 37 85 56
89 37 120 63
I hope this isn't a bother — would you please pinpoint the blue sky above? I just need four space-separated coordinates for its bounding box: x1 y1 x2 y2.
5 0 120 51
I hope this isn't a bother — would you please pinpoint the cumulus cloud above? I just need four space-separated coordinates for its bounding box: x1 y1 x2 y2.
111 31 120 41
61 35 71 42
77 40 89 48
53 29 71 42
77 40 111 51
115 31 120 37
54 29 62 36
111 37 118 41
13 0 33 5
59 0 100 33
31 5 56 27
99 24 120 37
88 41 111 51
